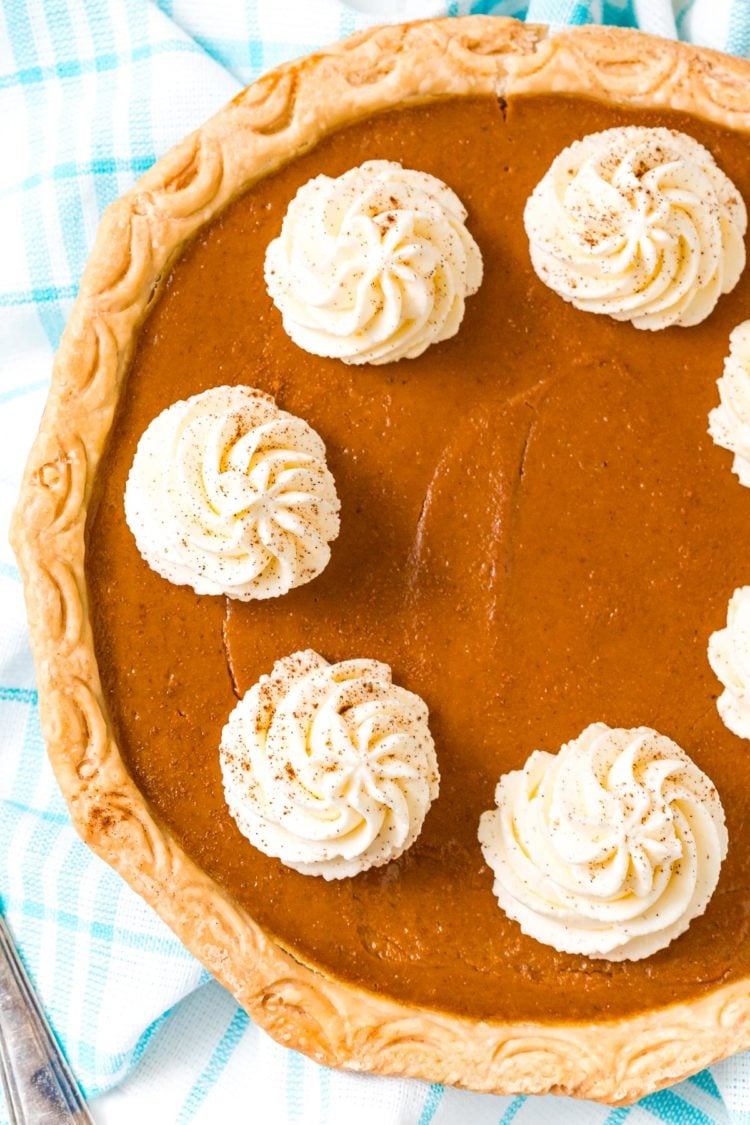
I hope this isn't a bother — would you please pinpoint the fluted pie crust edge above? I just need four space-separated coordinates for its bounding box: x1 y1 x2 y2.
11 17 750 1105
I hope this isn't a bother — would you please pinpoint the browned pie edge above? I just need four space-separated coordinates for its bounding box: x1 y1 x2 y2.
10 16 750 1105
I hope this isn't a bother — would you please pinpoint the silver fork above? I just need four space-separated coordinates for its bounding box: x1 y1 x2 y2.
0 913 93 1124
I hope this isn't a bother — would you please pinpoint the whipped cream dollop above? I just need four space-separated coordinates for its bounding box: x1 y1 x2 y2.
264 160 483 364
124 385 340 600
709 321 750 486
220 650 439 878
524 126 746 330
478 723 727 960
709 587 750 739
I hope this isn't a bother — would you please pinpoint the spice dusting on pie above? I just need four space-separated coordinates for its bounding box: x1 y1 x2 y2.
524 126 747 329
478 723 727 961
124 384 340 600
264 160 483 364
85 93 750 1026
220 650 439 879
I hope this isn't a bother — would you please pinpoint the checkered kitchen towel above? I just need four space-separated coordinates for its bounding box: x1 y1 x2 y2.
3 1 750 1122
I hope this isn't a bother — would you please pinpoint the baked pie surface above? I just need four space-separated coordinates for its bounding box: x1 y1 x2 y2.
12 16 750 1103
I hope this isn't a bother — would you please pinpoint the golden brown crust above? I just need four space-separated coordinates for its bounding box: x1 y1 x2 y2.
11 16 750 1105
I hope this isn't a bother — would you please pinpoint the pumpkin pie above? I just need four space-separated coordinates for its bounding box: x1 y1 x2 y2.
12 17 750 1104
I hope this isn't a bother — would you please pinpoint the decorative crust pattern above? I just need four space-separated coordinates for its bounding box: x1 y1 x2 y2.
11 16 750 1105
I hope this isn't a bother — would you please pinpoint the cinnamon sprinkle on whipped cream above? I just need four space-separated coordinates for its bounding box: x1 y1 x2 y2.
524 126 746 330
478 723 727 960
124 385 340 600
265 160 483 364
220 650 439 879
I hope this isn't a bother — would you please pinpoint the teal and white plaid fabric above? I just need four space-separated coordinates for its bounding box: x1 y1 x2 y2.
2 2 750 1121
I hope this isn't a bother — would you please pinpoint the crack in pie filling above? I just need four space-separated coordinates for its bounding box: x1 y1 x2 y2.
16 18 750 1103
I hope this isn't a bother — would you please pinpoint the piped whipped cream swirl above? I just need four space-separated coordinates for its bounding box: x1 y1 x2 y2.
124 385 340 600
264 160 483 364
709 321 750 486
524 126 746 330
709 587 750 739
220 650 439 879
478 723 727 960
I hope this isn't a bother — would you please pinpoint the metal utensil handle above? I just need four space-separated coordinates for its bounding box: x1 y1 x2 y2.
0 913 93 1124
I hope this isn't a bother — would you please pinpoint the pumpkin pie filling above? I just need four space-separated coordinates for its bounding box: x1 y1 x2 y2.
85 92 750 1023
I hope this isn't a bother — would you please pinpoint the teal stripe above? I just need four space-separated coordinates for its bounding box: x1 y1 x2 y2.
5 0 65 346
639 1088 715 1124
89 4 124 217
2 0 36 74
0 285 78 307
0 40 205 91
571 1 596 22
49 835 78 1062
0 379 49 407
338 6 357 38
130 1006 175 1069
20 204 64 346
248 8 264 82
3 896 196 957
0 561 21 581
249 41 318 74
85 0 117 60
173 33 257 84
77 1038 144 1087
77 1008 170 1094
14 707 54 813
418 1083 445 1124
176 1006 250 1124
80 864 122 1093
675 0 698 33
77 969 196 1099
0 686 38 704
81 1007 173 1098
0 151 155 209
500 1095 527 1124
2 800 70 827
689 1070 722 1099
604 1108 631 1125
54 178 88 296
727 0 750 56
4 155 157 196
44 0 77 77
127 2 153 218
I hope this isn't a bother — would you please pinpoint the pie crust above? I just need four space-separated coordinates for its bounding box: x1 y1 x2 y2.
12 17 750 1104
